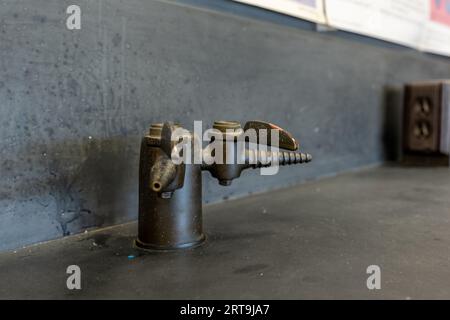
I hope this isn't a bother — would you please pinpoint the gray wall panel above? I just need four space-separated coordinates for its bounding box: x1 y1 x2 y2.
1 0 449 251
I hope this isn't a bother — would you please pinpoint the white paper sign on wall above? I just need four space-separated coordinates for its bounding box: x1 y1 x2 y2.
233 0 327 24
325 0 450 57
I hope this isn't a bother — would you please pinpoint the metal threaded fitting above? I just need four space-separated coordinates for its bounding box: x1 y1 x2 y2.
245 149 312 168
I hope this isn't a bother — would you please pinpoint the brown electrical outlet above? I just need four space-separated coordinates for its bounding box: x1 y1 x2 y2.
403 80 450 159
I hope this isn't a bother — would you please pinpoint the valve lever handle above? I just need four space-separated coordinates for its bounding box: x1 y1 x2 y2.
160 122 179 157
243 120 299 151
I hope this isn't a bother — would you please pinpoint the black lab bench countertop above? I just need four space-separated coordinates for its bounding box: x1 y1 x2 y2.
1 165 450 299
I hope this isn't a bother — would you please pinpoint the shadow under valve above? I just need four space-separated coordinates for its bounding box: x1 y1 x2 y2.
136 120 312 251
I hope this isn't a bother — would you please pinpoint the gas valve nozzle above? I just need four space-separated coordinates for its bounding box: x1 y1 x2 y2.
244 149 312 168
136 120 312 251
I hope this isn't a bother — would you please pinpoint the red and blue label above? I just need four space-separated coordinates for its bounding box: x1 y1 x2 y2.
431 0 450 27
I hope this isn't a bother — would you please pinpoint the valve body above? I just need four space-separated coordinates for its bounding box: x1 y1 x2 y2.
136 121 311 251
136 125 205 250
